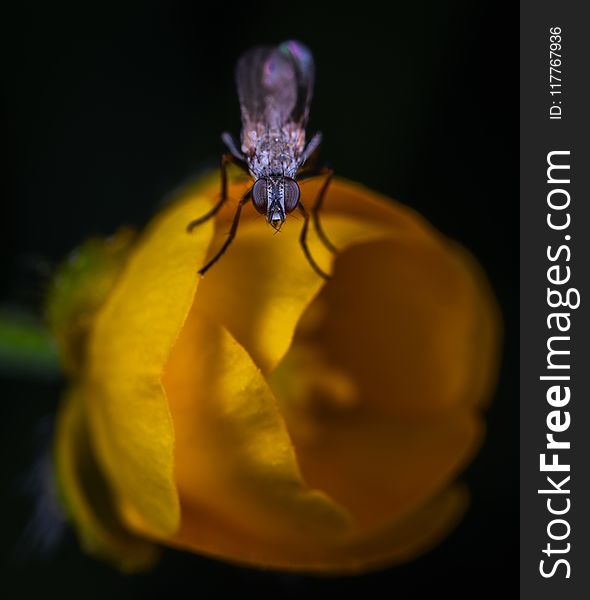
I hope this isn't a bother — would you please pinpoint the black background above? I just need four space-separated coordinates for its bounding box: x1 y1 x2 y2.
0 1 518 598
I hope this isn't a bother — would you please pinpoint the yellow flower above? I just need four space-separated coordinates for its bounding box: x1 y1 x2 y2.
48 171 500 574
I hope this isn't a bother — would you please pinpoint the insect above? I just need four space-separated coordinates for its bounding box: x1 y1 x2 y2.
187 40 336 279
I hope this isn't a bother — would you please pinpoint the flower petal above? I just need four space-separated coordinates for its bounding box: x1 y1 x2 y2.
58 377 466 574
274 235 500 419
276 403 481 531
170 471 467 573
54 388 158 571
85 182 215 538
269 234 498 529
162 307 352 561
313 484 469 574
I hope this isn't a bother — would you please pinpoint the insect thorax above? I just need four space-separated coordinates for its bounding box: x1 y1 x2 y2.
243 124 306 178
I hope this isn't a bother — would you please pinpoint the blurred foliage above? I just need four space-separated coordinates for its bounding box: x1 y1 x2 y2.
0 308 59 378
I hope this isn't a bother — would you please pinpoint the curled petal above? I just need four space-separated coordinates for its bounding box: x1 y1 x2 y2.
85 183 215 538
163 308 352 564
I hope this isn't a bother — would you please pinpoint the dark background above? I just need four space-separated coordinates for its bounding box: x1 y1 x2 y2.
0 1 518 598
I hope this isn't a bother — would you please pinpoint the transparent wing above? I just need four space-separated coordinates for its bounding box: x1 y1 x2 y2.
235 40 315 132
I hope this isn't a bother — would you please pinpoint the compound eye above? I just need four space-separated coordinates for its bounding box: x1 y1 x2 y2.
252 178 268 214
283 178 300 213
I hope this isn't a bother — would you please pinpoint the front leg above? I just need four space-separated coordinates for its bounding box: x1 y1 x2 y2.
198 186 253 276
187 153 249 233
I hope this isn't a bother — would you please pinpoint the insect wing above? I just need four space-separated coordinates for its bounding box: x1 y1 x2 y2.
235 40 315 132
277 40 315 126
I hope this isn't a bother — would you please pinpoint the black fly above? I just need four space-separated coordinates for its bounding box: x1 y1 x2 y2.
187 40 336 279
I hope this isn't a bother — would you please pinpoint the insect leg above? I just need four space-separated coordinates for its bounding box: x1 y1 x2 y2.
297 202 330 280
297 167 337 254
187 153 249 233
198 187 252 276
